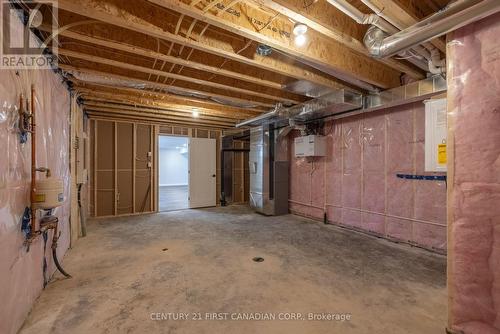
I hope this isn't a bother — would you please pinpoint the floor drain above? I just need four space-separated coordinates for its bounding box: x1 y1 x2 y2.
252 257 264 262
162 248 168 251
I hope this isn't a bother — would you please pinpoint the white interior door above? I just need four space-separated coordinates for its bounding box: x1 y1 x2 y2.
189 137 217 208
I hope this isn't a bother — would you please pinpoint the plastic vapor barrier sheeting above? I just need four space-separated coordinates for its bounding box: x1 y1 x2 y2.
0 16 71 334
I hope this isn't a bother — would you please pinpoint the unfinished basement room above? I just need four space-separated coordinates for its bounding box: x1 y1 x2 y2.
1 0 499 333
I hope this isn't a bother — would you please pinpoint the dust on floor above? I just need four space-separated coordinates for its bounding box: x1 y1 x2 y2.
20 205 447 334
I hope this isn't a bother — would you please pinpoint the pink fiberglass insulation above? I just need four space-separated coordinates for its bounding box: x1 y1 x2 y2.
0 17 71 334
288 102 447 252
289 131 325 220
448 13 500 334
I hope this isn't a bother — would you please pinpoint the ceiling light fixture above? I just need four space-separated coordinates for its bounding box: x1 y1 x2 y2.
293 22 308 36
294 34 307 47
192 110 200 118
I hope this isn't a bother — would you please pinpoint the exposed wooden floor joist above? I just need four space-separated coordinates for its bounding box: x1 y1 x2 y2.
30 0 449 127
72 82 266 115
253 0 425 80
146 0 403 89
60 64 275 108
51 28 285 91
59 48 304 104
54 0 354 91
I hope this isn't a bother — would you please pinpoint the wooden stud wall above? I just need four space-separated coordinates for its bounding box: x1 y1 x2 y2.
90 119 155 217
89 121 224 218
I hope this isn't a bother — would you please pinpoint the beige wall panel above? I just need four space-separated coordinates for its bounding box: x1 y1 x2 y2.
89 119 95 215
117 123 134 169
96 121 115 216
117 171 134 215
96 121 114 170
135 170 152 213
96 170 114 216
116 122 134 215
135 124 153 213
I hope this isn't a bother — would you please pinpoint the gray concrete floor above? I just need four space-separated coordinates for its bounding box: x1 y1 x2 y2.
159 185 189 212
20 205 447 334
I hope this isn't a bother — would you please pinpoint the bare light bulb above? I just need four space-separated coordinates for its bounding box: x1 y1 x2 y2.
293 22 308 36
192 110 200 118
294 34 307 47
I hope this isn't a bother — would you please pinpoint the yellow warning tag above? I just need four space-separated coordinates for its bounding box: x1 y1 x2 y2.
34 194 45 202
438 144 447 164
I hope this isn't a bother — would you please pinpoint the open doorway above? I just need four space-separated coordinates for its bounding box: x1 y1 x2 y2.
158 136 189 211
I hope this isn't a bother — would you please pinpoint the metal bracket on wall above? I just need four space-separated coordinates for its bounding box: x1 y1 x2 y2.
396 174 446 181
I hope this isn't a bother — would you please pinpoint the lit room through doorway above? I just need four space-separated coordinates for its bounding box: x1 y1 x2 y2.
158 136 189 211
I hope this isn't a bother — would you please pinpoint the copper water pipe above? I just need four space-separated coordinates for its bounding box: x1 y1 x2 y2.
30 84 36 237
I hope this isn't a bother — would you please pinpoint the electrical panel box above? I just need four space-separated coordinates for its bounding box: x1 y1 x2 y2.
425 98 447 172
294 135 327 157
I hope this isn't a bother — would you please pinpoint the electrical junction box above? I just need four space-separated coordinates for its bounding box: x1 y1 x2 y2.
425 98 447 172
294 135 327 157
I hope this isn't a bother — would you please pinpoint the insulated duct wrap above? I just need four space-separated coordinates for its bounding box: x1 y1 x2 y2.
447 13 500 334
0 17 71 334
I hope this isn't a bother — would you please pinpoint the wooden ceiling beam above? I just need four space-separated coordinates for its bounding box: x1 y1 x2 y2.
79 93 255 120
146 0 402 88
59 48 297 104
80 97 249 120
52 28 285 91
54 0 350 91
72 81 266 115
86 111 234 129
84 105 236 126
83 101 239 122
254 0 424 80
60 64 275 109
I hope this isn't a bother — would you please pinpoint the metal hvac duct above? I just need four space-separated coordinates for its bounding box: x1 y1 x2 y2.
236 89 363 127
236 110 279 128
326 0 430 72
285 89 363 122
365 0 500 58
236 75 446 127
235 103 286 128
